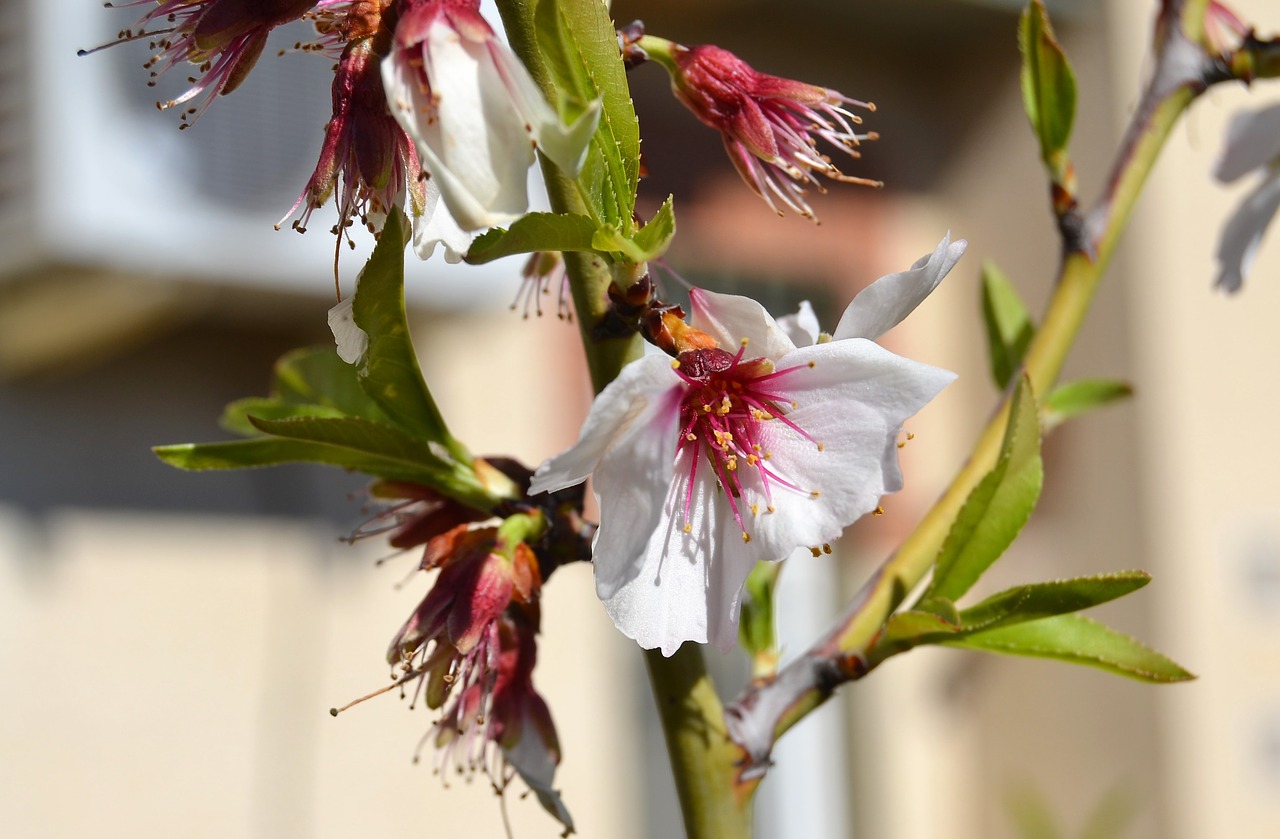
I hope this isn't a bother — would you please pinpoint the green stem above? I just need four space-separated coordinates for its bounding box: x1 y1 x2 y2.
646 646 757 839
493 0 641 393
494 2 747 835
727 0 1213 768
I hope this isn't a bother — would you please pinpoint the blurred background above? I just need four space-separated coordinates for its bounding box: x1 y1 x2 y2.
3 0 1279 837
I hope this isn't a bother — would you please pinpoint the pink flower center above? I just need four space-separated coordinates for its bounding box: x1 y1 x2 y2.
673 345 820 542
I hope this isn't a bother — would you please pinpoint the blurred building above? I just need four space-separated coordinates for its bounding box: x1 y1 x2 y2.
2 1 1278 838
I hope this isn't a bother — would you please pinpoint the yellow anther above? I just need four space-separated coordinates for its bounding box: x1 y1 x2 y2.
750 503 759 516
683 522 692 533
907 432 916 441
807 360 816 368
872 505 885 517
752 444 762 452
766 504 776 513
816 442 825 452
740 337 749 346
897 440 906 449
726 457 738 471
810 547 821 558
810 490 822 499
746 454 759 466
687 433 697 442
822 544 832 554
741 532 751 543
702 403 712 413
790 401 798 409
671 359 681 369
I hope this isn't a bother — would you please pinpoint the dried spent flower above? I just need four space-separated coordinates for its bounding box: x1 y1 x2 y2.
640 37 880 220
94 0 319 126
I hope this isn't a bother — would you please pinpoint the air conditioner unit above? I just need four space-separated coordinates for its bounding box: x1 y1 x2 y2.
6 0 530 309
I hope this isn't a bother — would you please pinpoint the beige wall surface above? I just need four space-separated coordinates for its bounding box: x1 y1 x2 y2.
0 507 643 839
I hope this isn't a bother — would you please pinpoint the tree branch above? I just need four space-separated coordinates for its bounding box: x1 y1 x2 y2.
725 0 1219 774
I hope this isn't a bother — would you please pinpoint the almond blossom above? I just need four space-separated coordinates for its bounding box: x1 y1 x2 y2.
531 235 965 656
1214 101 1280 292
381 0 601 234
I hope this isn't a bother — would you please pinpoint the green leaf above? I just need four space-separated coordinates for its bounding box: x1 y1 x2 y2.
1019 0 1077 167
351 210 458 452
874 574 1152 665
219 398 348 437
249 416 495 509
535 0 640 228
589 227 641 261
944 614 1195 683
631 195 677 261
218 346 392 436
154 439 447 484
464 212 600 264
249 416 455 471
957 572 1150 633
929 376 1044 602
880 609 960 647
916 596 962 625
1043 378 1133 432
270 346 391 420
738 561 781 676
868 606 960 667
590 195 678 262
981 260 1036 389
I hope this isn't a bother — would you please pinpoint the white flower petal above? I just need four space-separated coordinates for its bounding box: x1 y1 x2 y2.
776 300 821 347
531 354 682 495
597 456 714 655
598 454 760 655
689 288 797 360
485 40 602 177
735 340 955 560
327 297 367 364
413 177 476 262
382 21 537 233
1215 102 1280 183
1215 168 1280 293
833 234 967 341
427 25 535 229
381 46 437 158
